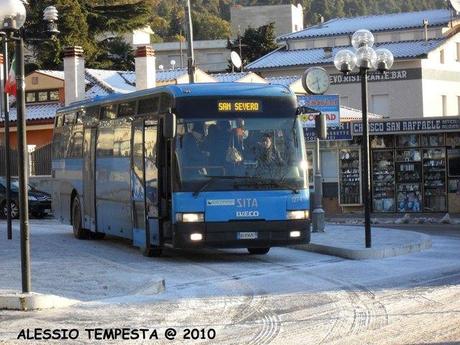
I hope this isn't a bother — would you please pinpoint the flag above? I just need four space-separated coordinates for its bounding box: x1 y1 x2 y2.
4 58 16 97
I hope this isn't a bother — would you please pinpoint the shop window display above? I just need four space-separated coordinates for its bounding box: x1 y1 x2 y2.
371 135 394 149
372 150 395 212
446 133 460 148
421 134 444 147
395 149 422 212
339 149 361 205
423 148 446 212
396 134 419 148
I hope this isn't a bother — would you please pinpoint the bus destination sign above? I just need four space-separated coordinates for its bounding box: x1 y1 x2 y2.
218 100 262 112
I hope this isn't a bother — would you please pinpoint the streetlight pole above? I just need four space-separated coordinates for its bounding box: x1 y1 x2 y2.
1 34 13 240
0 0 59 294
334 29 394 249
15 33 31 292
184 0 195 83
360 66 372 248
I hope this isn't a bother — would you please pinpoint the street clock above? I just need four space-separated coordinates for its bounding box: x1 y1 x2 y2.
302 67 330 95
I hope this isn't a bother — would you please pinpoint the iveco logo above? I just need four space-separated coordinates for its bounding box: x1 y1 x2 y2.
236 211 260 218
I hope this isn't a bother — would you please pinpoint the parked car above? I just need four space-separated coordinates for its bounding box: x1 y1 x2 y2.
0 177 52 219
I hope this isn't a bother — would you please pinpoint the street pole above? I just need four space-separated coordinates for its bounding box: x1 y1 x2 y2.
360 67 372 248
2 35 12 240
312 136 325 232
238 25 243 72
15 34 31 292
184 0 195 83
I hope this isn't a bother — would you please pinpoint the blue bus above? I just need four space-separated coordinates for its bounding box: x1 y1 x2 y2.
52 83 310 256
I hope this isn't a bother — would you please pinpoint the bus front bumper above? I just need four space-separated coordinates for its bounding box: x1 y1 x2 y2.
173 220 310 248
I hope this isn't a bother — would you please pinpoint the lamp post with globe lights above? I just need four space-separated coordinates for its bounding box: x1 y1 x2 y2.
0 0 59 293
334 30 394 248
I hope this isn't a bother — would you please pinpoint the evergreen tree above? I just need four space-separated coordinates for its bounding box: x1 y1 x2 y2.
24 0 151 70
193 12 231 40
238 23 278 65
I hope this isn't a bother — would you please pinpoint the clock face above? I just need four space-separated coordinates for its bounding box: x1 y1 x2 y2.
304 67 330 95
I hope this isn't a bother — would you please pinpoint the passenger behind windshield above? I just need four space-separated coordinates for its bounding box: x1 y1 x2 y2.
176 117 305 189
255 133 284 177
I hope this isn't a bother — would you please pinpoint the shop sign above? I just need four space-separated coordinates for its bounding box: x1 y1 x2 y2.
352 118 460 135
304 122 352 141
297 95 340 128
330 68 422 85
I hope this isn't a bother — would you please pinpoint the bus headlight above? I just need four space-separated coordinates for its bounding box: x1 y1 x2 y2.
176 213 204 223
290 231 301 238
287 210 309 220
190 233 203 241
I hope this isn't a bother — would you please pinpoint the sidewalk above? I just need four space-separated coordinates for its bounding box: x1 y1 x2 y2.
294 224 432 260
326 212 460 225
0 219 165 311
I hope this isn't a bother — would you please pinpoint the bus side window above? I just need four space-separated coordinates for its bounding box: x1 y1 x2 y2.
159 94 172 113
118 101 137 117
101 104 118 120
55 115 64 128
68 126 84 158
138 97 159 115
96 126 114 157
86 106 100 119
64 112 76 125
113 125 131 157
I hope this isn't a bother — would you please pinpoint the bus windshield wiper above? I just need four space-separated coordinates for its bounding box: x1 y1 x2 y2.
192 175 254 197
242 179 300 194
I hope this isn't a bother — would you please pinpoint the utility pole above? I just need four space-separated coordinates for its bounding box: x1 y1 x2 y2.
184 0 195 83
179 29 184 68
1 34 12 240
238 25 243 72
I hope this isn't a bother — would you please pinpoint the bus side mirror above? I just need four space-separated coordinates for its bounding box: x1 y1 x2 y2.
315 113 327 140
164 113 176 139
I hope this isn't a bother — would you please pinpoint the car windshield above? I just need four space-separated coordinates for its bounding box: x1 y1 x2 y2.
174 117 307 192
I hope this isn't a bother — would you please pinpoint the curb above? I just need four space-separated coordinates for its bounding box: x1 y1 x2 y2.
293 234 432 260
0 292 79 311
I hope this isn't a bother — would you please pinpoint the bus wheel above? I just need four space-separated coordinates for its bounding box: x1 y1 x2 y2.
247 247 270 255
72 197 89 240
142 246 163 257
91 232 106 240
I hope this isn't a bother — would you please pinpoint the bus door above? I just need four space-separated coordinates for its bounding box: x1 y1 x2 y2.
131 119 160 249
144 123 160 247
83 126 97 231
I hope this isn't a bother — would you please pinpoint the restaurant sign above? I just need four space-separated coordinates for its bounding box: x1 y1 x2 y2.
352 118 460 135
330 68 422 85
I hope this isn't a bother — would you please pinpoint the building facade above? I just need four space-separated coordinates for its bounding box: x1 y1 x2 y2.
153 40 230 73
247 9 460 119
230 4 304 38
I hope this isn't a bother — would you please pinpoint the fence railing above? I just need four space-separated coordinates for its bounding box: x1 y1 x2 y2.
30 143 52 176
0 143 52 176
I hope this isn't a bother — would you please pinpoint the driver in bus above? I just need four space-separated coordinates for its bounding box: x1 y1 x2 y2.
181 121 207 168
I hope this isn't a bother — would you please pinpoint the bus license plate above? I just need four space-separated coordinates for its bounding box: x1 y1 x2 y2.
237 232 258 240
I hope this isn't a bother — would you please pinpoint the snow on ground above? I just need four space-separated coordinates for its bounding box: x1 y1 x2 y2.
1 219 460 344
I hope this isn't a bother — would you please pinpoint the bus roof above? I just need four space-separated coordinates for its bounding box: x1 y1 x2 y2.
57 83 294 113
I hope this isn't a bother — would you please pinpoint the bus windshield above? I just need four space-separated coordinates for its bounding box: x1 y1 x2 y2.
175 116 307 192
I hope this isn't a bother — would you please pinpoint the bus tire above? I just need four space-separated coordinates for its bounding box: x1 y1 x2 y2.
91 232 106 240
142 246 163 257
72 197 89 240
247 247 270 255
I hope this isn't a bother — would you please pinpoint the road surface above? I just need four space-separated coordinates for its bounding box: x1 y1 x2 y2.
1 219 459 344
